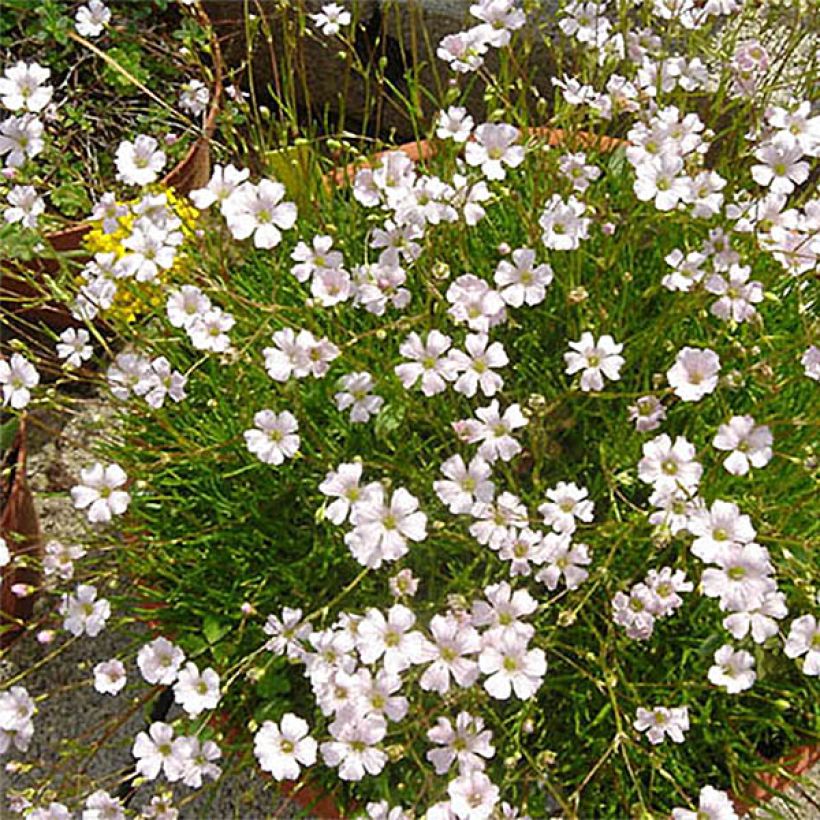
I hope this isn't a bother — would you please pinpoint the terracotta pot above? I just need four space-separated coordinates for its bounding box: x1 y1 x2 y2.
328 126 626 187
732 743 820 815
0 5 224 347
0 415 42 649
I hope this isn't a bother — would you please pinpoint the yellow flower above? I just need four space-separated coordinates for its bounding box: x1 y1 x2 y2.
81 186 199 323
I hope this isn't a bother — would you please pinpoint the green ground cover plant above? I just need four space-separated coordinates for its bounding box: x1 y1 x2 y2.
0 1 818 818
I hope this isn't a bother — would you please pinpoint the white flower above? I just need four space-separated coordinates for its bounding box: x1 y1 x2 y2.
667 347 720 402
638 434 702 493
82 789 124 820
634 706 689 745
173 662 220 716
662 248 706 292
627 395 667 432
418 613 481 694
254 713 317 780
436 106 474 142
311 3 352 36
723 591 787 644
263 606 310 657
190 164 250 212
347 486 427 569
335 372 383 423
446 274 506 332
70 462 130 524
188 307 235 353
0 685 35 754
132 722 185 781
357 604 427 673
0 352 39 409
713 415 773 476
75 0 111 37
751 135 809 195
93 659 127 695
166 285 211 329
704 265 763 323
448 770 500 820
708 645 756 693
0 113 44 167
537 537 591 590
137 637 186 685
319 462 372 525
465 123 525 181
448 333 508 398
60 584 111 637
612 584 657 641
437 28 489 74
460 400 528 463
426 712 495 775
4 184 44 228
223 180 298 249
134 357 187 409
494 248 553 307
115 135 166 186
0 537 9 568
0 61 52 112
174 735 222 789
433 454 494 515
395 331 457 396
784 615 820 676
320 715 387 781
672 785 739 820
479 632 546 700
244 409 300 465
471 580 536 641
564 332 624 392
559 151 601 192
179 79 210 117
802 345 820 381
688 500 756 564
539 194 590 250
633 155 689 211
56 328 93 369
538 481 594 534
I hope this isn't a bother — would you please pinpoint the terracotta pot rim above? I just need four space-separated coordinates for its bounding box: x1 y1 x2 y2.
328 125 627 186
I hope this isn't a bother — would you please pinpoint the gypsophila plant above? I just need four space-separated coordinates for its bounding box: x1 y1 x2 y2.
1 0 818 818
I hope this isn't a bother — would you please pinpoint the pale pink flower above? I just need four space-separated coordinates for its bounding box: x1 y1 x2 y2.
784 615 820 676
426 712 495 775
479 633 546 700
320 715 387 781
708 645 756 693
465 123 525 181
449 333 508 398
448 770 500 820
713 415 773 476
223 180 297 248
667 347 720 402
672 785 739 820
173 662 220 717
494 248 553 307
634 706 689 745
433 454 494 515
254 713 317 780
137 636 185 685
244 410 300 466
395 331 456 396
93 659 127 695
